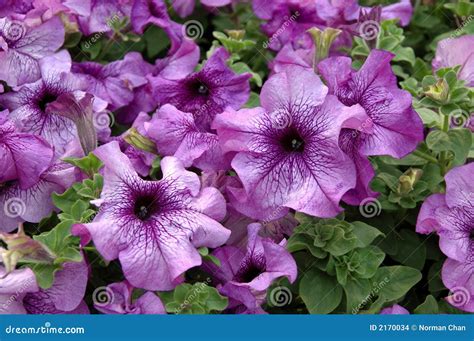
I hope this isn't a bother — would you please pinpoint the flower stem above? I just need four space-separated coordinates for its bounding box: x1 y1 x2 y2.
412 150 438 164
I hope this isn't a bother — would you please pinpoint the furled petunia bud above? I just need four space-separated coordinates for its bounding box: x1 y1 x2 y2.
398 168 423 195
307 27 342 70
0 223 54 275
124 128 157 154
424 79 449 103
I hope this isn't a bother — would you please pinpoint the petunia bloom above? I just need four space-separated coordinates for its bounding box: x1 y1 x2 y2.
94 281 165 314
146 104 230 172
0 160 77 232
433 35 474 87
74 141 230 291
72 52 154 111
203 223 297 313
380 304 409 315
0 0 34 16
149 47 251 132
0 260 89 314
214 65 369 219
318 50 424 204
417 163 474 312
116 39 199 124
0 112 54 190
0 50 108 156
0 16 65 86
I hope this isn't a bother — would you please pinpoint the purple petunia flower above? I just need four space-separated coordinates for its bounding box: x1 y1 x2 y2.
116 39 199 124
0 160 77 232
433 35 474 87
214 65 370 219
94 281 165 314
146 104 230 172
200 171 298 247
417 163 474 312
72 52 153 111
0 266 38 314
0 16 64 86
203 223 297 313
0 111 54 190
380 304 409 314
318 50 424 204
0 50 109 156
0 0 34 16
73 141 230 291
0 260 89 314
131 0 171 35
114 112 156 177
77 0 132 36
149 47 251 132
261 0 323 51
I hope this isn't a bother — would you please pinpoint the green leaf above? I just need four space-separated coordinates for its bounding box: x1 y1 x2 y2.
447 129 472 166
351 222 384 248
299 267 343 314
63 152 103 177
231 62 262 87
389 229 426 270
416 108 439 127
374 266 422 301
343 277 372 314
29 263 62 289
162 282 228 314
392 46 415 66
414 295 439 314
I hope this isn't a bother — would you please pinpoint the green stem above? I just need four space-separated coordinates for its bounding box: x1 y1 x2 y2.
413 150 438 164
439 113 451 175
97 35 116 60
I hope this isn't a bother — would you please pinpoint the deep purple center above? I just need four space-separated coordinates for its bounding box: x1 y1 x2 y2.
133 195 159 221
187 79 209 97
280 128 305 153
235 256 266 283
38 92 58 112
